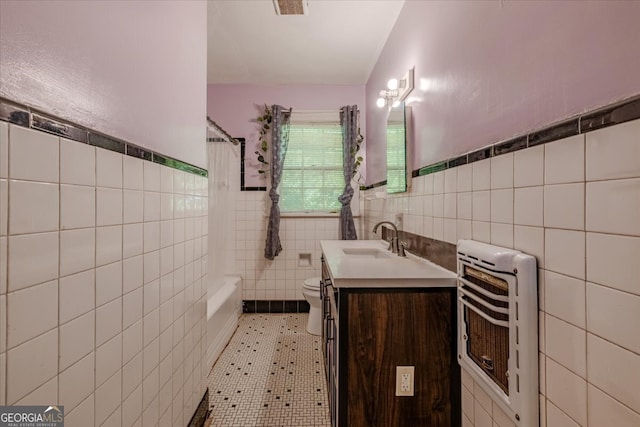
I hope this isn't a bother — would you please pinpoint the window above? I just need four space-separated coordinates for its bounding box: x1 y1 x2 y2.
279 121 344 213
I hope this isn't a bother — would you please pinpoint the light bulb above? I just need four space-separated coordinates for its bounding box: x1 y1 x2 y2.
376 97 386 108
387 78 399 91
391 100 401 108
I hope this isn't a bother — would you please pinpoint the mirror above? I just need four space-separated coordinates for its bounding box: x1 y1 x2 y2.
386 103 411 194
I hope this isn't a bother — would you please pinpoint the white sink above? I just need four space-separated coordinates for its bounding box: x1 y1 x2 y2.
321 239 457 289
341 247 391 259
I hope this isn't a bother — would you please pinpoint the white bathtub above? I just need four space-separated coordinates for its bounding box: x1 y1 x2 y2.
206 275 242 370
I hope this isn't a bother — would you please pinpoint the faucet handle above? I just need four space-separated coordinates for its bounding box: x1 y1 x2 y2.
398 240 408 257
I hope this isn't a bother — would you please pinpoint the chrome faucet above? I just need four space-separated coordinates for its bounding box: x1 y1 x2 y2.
372 221 406 257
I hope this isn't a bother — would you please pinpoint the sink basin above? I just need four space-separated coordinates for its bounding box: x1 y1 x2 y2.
341 248 391 259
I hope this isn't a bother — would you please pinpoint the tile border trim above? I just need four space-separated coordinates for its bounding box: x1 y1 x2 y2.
243 300 310 314
361 180 387 191
240 139 267 192
410 94 640 178
187 388 210 427
0 97 208 177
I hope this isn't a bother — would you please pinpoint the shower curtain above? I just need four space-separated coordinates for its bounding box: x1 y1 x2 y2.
207 137 237 296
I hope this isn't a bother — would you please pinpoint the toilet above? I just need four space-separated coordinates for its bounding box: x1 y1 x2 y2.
302 277 322 335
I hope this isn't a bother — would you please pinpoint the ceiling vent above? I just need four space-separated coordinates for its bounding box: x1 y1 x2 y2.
273 0 309 16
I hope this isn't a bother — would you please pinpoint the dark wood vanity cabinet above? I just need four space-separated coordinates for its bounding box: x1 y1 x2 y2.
321 256 460 427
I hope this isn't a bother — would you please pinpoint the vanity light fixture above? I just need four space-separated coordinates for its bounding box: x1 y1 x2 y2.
376 67 415 108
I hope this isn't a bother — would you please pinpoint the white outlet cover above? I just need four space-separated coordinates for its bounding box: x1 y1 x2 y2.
395 366 415 396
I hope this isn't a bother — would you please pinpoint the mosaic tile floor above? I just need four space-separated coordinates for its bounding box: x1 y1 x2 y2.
207 314 331 427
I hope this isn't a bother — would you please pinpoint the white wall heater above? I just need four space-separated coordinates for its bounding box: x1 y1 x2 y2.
457 239 538 427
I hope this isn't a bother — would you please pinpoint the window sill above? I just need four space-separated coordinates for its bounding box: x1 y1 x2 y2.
279 212 361 219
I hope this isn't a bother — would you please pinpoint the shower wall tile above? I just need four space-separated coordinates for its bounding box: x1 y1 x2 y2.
587 333 640 414
514 186 543 227
59 270 95 324
588 384 640 427
544 183 584 230
59 311 95 371
96 225 122 267
161 167 174 193
9 180 59 234
95 334 122 387
586 178 640 236
124 156 144 190
544 271 585 328
586 119 640 181
514 145 544 188
95 261 122 307
58 352 94 413
144 192 161 222
144 161 161 192
60 138 95 186
586 233 640 296
472 158 491 190
0 124 208 426
0 180 7 236
545 314 586 378
8 232 59 291
14 377 57 406
59 228 95 277
586 283 640 355
97 187 123 226
9 125 59 183
490 188 513 224
97 148 123 189
60 184 95 230
362 116 640 427
6 329 58 405
0 122 8 178
544 134 584 184
545 357 587 426
490 152 513 189
144 221 161 253
123 224 144 259
6 279 58 349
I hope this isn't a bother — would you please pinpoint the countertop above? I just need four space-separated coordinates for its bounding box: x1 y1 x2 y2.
320 239 457 288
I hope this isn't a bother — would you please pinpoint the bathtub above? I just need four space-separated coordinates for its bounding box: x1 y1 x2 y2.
206 275 242 369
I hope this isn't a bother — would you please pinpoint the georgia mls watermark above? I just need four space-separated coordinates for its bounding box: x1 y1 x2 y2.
0 406 64 427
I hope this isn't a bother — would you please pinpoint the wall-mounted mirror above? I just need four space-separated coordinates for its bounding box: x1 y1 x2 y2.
386 103 411 194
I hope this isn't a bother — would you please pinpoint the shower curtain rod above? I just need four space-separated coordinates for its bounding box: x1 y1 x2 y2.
207 116 238 145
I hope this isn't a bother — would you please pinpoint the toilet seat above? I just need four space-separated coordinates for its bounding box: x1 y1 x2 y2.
303 277 321 291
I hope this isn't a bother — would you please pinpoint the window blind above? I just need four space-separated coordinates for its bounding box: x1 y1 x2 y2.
280 123 344 213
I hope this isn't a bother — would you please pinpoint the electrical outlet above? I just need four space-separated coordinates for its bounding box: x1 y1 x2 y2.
395 366 414 396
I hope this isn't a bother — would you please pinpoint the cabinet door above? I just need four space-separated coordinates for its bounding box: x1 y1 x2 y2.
345 290 455 427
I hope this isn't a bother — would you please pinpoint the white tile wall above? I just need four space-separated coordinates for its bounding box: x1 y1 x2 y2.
7 279 58 349
586 118 640 181
9 180 59 234
586 178 640 236
233 189 363 301
545 134 584 184
363 118 640 426
0 124 208 426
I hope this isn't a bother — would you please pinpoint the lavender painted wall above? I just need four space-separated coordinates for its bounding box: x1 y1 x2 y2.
366 0 640 184
0 0 207 168
207 84 365 187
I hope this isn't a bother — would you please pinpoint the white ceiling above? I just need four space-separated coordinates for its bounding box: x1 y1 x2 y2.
207 0 405 85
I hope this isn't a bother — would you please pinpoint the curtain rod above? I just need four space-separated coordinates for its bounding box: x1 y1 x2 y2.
206 116 239 145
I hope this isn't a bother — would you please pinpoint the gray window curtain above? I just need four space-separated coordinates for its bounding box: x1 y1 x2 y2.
339 105 358 240
264 105 292 260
